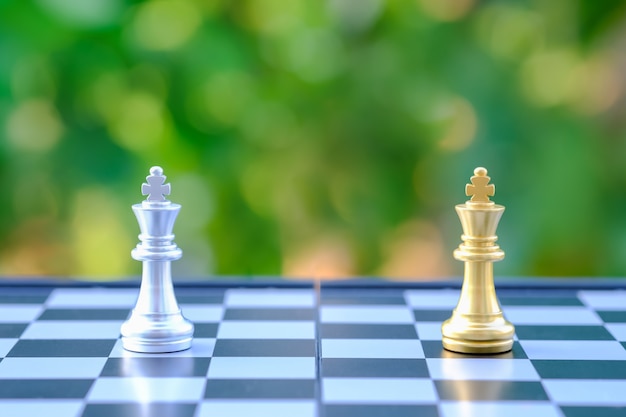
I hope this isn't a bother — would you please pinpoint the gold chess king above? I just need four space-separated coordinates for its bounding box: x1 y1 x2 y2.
441 167 515 354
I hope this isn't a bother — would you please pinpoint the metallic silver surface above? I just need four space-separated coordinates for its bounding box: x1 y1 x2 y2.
121 166 194 353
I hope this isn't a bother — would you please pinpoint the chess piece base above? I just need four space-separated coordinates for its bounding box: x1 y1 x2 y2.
121 310 194 353
441 313 514 354
441 336 513 354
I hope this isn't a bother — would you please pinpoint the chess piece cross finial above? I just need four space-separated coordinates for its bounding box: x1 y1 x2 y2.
465 167 495 203
142 166 171 202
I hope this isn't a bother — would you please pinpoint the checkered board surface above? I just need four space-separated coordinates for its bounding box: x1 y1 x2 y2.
0 285 625 417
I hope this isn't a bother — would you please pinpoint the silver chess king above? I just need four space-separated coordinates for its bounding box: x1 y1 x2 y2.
121 166 194 353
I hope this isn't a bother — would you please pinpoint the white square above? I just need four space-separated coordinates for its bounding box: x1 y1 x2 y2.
605 323 626 341
542 380 626 405
224 289 315 308
180 305 224 322
323 378 437 403
88 377 205 402
404 290 460 309
47 288 138 308
440 401 562 417
207 357 315 379
502 307 601 325
217 321 314 339
0 339 18 357
322 339 424 358
426 358 539 381
196 400 316 417
0 400 83 417
0 358 107 378
578 290 626 310
416 323 443 340
520 340 626 360
108 338 215 358
21 321 121 339
0 305 43 323
320 306 414 324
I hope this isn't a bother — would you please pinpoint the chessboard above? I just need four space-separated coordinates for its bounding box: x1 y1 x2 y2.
0 281 625 417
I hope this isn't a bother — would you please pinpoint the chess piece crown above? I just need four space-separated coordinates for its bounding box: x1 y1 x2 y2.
142 166 171 203
133 166 181 261
455 167 504 259
465 167 495 204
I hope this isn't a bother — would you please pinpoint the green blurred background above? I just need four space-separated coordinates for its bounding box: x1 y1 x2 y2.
1 0 626 280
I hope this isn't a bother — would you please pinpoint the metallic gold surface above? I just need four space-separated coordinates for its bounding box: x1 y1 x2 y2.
442 167 515 354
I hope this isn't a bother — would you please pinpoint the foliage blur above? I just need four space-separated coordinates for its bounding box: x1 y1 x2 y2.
1 0 626 280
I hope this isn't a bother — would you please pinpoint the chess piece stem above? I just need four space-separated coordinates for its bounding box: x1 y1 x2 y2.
121 166 194 353
441 167 514 354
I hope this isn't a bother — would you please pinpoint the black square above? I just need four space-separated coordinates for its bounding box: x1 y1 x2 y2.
8 340 116 357
223 308 315 321
100 357 210 377
0 288 52 304
324 405 439 417
193 323 218 338
422 340 528 359
83 403 197 417
413 310 451 321
321 358 429 378
204 379 315 399
213 339 316 357
533 360 626 379
435 380 548 401
321 291 406 306
597 311 626 323
0 323 28 338
515 325 614 340
561 406 626 417
499 295 582 306
38 309 130 320
0 379 93 398
176 289 225 305
320 324 417 339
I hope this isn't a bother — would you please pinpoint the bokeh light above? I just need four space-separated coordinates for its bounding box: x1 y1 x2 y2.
0 0 626 280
